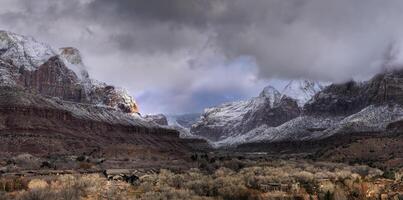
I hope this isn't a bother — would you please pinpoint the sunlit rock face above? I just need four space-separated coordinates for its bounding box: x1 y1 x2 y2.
0 30 139 114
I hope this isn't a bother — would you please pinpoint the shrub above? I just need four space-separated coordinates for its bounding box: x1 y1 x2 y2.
382 170 395 180
18 189 57 200
141 188 198 200
0 191 7 200
185 178 215 196
78 162 93 170
0 178 28 192
76 156 86 162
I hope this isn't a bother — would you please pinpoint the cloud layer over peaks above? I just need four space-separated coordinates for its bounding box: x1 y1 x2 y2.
1 0 403 113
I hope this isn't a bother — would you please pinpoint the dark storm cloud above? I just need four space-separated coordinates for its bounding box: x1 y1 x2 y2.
81 0 403 81
1 0 403 113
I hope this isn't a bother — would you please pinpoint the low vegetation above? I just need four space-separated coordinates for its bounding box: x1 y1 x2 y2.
0 159 401 200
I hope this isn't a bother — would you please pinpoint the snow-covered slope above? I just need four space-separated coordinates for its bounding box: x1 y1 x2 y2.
212 104 403 147
281 80 324 107
323 104 403 136
213 114 340 147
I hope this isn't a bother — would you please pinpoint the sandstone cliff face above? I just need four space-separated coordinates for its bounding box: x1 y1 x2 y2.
18 56 85 102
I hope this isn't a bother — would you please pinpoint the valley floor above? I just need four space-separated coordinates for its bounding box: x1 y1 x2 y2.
0 153 402 200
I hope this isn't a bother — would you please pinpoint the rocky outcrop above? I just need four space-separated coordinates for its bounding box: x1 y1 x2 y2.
144 114 169 126
86 84 139 113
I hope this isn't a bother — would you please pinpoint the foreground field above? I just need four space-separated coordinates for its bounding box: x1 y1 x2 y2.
0 159 402 200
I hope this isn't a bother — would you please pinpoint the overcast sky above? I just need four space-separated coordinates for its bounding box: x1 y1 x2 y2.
1 0 403 114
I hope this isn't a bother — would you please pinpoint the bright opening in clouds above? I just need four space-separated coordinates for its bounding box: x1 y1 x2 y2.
1 0 403 114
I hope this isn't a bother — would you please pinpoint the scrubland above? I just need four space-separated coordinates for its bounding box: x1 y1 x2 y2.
0 158 402 200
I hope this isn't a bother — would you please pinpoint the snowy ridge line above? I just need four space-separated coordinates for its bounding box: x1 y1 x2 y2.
211 104 403 148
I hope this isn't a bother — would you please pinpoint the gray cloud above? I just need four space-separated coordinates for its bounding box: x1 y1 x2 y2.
1 0 403 113
83 0 403 81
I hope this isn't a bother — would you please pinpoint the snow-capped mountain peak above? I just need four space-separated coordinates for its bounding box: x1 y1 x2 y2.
281 80 324 107
0 31 56 71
